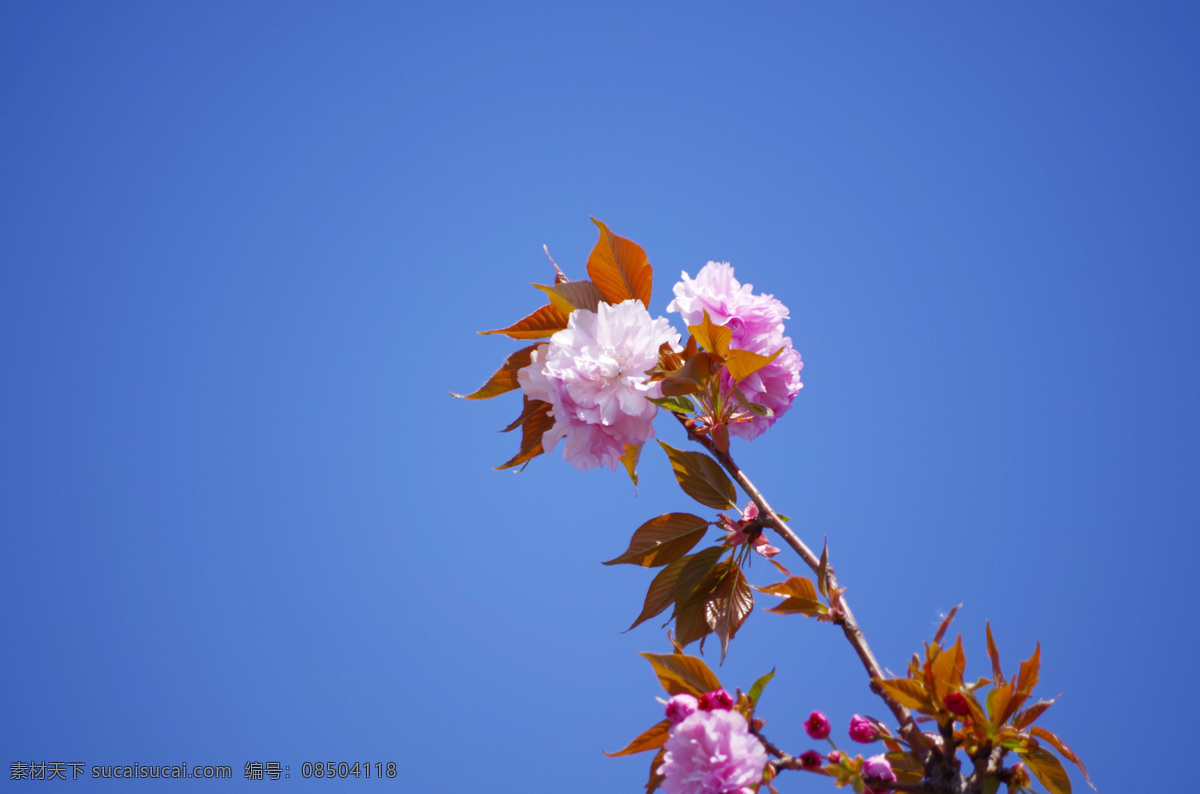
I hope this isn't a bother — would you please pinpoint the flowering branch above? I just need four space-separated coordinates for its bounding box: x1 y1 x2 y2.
461 220 1092 794
673 410 932 762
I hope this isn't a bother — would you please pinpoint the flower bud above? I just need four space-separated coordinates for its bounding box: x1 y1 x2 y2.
665 693 699 724
943 691 970 718
804 710 831 740
799 750 823 769
698 689 734 711
848 715 879 743
827 751 841 764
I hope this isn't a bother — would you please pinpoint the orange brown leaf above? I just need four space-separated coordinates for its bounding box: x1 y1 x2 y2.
587 218 653 308
604 720 671 757
494 400 553 469
875 678 934 713
534 280 605 314
1029 726 1095 790
641 651 723 696
453 345 538 400
658 442 737 510
481 303 569 339
604 513 711 568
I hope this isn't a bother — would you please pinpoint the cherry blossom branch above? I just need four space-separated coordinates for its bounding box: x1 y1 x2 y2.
673 413 932 762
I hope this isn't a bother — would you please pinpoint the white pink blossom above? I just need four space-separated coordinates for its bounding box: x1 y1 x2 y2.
518 300 681 471
863 753 897 794
667 262 802 440
658 708 768 794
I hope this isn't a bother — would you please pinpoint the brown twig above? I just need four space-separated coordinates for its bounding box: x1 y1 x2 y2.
674 412 932 762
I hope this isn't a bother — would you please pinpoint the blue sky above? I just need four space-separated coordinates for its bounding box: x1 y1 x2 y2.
2 2 1198 791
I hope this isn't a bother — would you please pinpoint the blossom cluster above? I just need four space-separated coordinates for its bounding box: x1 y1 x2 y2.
667 262 803 440
517 264 803 470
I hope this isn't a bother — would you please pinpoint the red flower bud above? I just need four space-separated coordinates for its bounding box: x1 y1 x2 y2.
943 691 971 717
799 750 823 769
827 751 841 763
804 710 831 740
698 689 734 711
848 715 879 743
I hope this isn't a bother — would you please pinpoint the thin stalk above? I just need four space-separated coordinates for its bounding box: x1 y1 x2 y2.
674 413 932 762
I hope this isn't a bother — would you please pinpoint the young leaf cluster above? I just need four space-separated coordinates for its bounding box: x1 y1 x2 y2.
871 613 1094 794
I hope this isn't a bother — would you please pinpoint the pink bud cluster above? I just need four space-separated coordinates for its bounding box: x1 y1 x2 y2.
799 711 895 792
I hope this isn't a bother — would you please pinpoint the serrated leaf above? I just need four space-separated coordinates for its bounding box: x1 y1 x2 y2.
986 622 1004 686
675 546 725 605
660 377 704 397
660 351 718 397
730 383 773 416
764 595 827 617
587 218 652 308
1016 643 1041 700
688 311 732 357
647 395 697 413
627 555 692 631
987 682 1014 728
1013 698 1057 731
494 400 553 469
875 678 934 713
725 346 782 381
604 720 671 757
929 635 966 701
933 605 961 646
453 344 538 400
658 442 737 510
711 566 753 663
480 303 570 339
604 513 711 567
1020 745 1072 794
641 651 722 696
754 576 818 600
1029 727 1094 790
746 669 775 713
645 748 666 794
501 395 548 432
534 280 605 314
674 552 729 648
622 442 643 489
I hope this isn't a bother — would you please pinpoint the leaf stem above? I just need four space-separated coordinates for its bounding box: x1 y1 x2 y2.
672 412 932 762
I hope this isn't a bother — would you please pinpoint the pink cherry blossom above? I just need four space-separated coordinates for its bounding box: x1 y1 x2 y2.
719 503 780 558
863 753 897 794
667 262 802 440
518 300 681 471
658 708 768 794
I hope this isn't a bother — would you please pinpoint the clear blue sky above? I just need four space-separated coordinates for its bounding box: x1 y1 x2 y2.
2 2 1197 791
